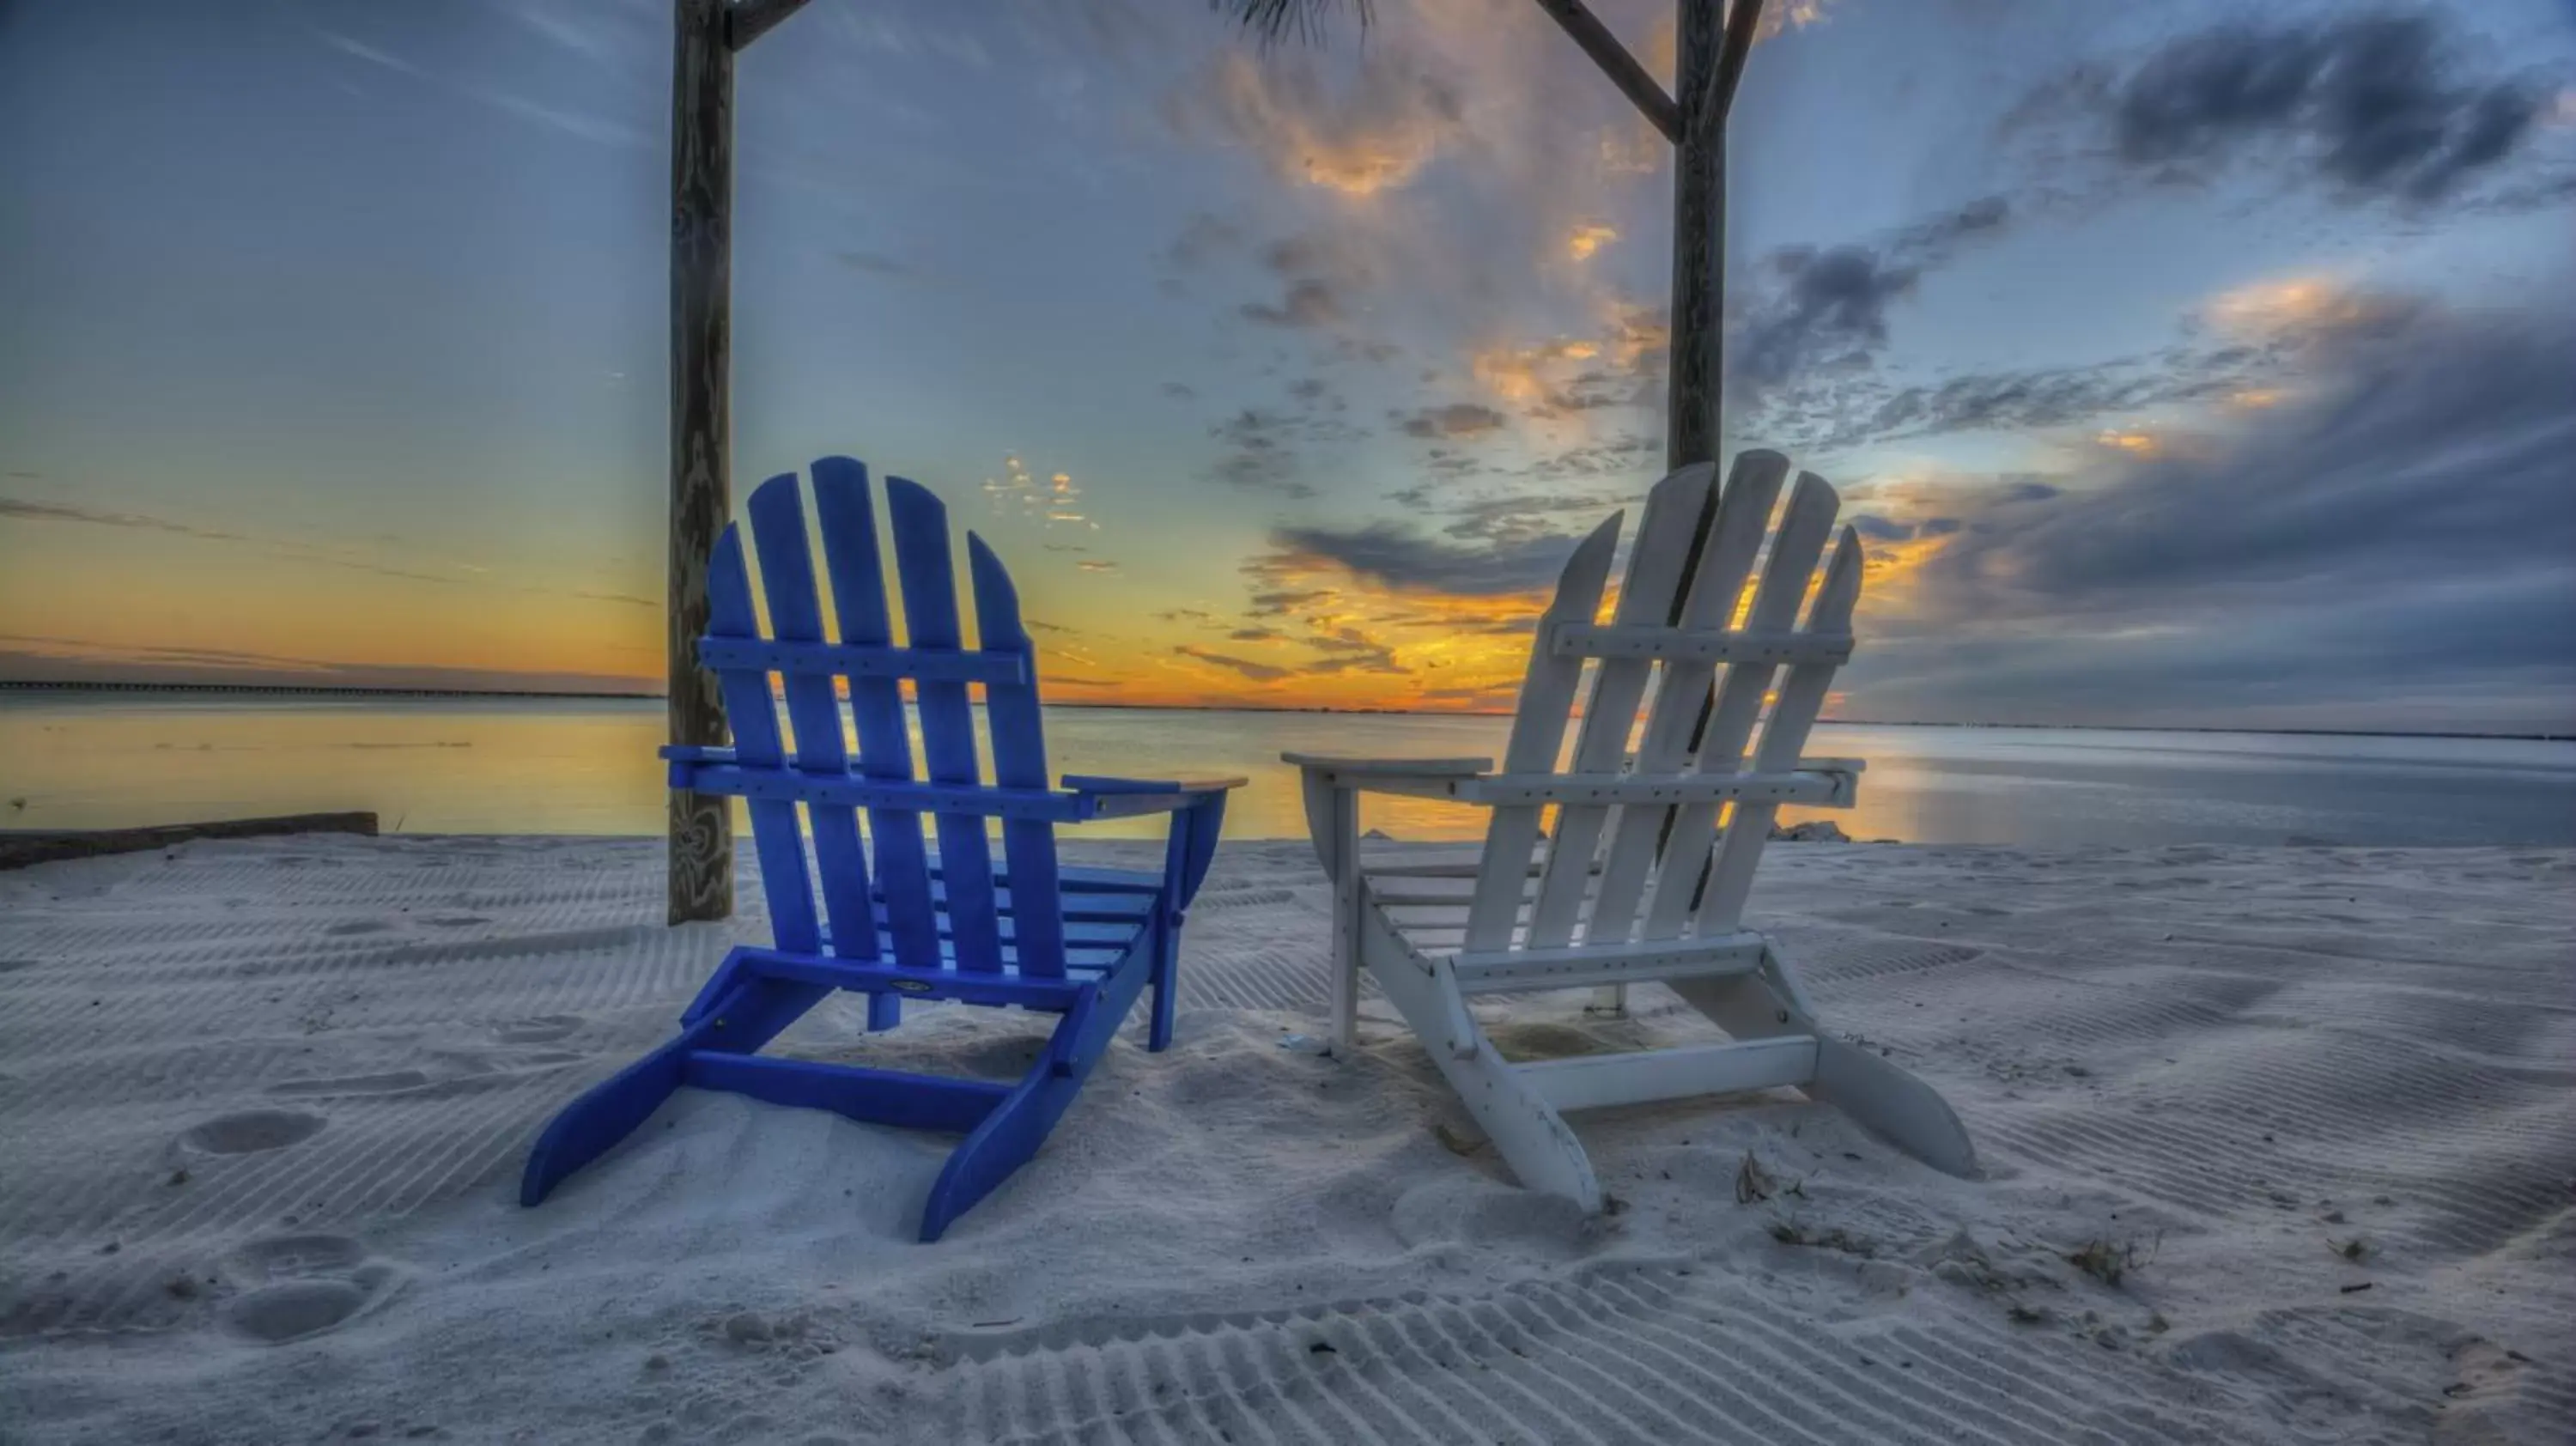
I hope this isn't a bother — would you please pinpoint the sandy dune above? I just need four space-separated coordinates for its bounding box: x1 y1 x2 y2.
2 835 2570 1444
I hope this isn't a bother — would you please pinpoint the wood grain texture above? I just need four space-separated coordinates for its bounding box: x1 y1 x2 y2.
1663 0 1722 477
666 0 734 925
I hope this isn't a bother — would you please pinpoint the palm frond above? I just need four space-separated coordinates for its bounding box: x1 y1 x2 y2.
1212 0 1370 48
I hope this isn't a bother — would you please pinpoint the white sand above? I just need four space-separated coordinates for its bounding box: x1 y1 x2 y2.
1 835 2570 1444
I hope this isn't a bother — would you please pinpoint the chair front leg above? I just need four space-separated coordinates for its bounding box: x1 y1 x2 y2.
1147 792 1226 1053
1325 783 1362 1053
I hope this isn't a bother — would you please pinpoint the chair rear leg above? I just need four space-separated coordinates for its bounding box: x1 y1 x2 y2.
1669 945 1978 1178
1146 911 1179 1053
521 968 829 1206
920 941 1157 1241
1359 906 1601 1212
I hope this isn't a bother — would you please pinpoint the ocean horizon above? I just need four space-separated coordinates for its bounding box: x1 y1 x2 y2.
7 687 2571 848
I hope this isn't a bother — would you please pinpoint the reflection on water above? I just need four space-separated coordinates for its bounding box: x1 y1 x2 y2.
3 691 2571 848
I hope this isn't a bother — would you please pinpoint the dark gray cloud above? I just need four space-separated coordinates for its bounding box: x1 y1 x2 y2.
1849 513 1960 543
1236 232 1382 331
1398 402 1507 440
1428 488 1625 546
1267 521 1583 598
1162 212 1243 272
1846 289 2576 732
1734 246 1921 390
1520 433 1661 483
1204 408 1315 497
0 634 649 695
1 493 653 605
831 249 912 277
1730 196 2014 398
1 494 248 542
1173 643 1289 682
1286 375 1344 410
1303 625 1407 675
2034 12 2550 204
1241 277 1342 328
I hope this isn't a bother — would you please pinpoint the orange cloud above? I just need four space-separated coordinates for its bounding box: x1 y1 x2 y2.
1183 52 1466 198
2202 274 2376 338
1566 222 1619 261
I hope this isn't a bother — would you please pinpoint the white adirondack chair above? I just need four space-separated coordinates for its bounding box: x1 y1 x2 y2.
1286 452 1976 1211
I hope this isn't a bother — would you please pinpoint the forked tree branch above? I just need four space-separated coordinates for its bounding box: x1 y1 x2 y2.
1530 0 1680 143
1704 0 1766 135
727 0 814 52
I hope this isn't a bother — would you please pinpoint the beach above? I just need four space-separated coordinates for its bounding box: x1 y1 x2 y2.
2 832 2568 1443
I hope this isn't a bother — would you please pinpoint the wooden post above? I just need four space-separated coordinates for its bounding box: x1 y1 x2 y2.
667 0 735 924
1665 0 1723 478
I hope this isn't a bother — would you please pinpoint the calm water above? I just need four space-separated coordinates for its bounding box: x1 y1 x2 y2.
3 691 2571 847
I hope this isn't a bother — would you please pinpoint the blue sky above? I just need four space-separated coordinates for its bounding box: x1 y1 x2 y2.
2 0 2571 730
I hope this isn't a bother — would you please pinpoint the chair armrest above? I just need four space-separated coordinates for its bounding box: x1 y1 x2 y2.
1061 775 1246 821
1060 774 1247 795
1281 753 1492 777
1284 752 1493 805
1797 757 1862 807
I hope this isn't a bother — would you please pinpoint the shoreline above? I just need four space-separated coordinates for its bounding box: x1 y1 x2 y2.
5 683 2567 741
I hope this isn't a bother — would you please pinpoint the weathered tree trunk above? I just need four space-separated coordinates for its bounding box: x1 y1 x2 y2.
667 0 734 924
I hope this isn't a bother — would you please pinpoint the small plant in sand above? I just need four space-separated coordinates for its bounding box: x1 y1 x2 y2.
2067 1233 2160 1287
1735 1150 1775 1204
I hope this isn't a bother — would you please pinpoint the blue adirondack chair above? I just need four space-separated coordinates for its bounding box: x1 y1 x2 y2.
519 458 1241 1241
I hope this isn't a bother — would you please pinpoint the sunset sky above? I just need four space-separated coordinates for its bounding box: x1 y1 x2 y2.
2 0 2571 731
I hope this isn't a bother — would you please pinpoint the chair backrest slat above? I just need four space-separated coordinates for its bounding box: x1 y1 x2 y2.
1525 463 1716 950
1462 512 1623 952
1641 472 1840 939
884 477 1006 974
1694 526 1862 932
1589 453 1791 943
969 534 1067 979
746 475 880 963
811 459 942 968
704 527 821 952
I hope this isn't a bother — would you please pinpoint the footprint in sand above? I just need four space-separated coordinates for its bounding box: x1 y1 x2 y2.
182 1109 326 1155
222 1234 404 1345
325 920 393 937
230 1234 368 1278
